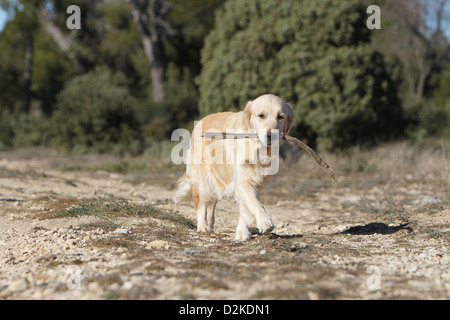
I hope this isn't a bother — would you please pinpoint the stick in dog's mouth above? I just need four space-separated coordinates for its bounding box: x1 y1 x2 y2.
282 135 335 180
201 132 336 180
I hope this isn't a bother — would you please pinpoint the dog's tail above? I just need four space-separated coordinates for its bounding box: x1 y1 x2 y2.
173 173 192 204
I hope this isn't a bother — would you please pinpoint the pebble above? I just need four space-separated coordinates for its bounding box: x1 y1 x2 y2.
122 282 134 290
1 211 448 300
8 279 28 292
146 240 170 250
182 248 205 255
113 228 130 234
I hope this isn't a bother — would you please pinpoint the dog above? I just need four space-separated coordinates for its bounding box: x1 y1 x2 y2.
174 94 294 240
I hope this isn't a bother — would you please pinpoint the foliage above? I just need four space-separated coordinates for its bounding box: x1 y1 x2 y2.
51 67 141 154
404 100 449 141
0 111 15 151
198 0 405 150
0 110 52 151
1 0 450 154
0 0 223 154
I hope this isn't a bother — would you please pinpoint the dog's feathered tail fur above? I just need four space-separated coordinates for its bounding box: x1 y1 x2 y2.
173 173 192 204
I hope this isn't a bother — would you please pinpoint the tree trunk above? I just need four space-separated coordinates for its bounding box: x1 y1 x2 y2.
416 67 429 100
23 33 33 114
127 0 167 102
38 5 84 74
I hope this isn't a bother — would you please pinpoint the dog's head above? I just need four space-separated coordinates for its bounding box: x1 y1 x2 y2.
244 94 295 146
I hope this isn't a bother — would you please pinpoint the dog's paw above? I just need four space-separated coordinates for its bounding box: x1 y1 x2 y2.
235 229 252 241
257 219 275 234
197 226 214 233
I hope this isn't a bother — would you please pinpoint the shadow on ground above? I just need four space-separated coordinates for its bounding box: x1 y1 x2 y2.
338 222 412 235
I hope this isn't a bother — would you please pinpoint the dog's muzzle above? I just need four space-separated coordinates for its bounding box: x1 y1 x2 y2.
263 130 282 146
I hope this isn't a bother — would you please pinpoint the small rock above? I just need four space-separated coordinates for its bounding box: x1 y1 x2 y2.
113 228 130 234
66 239 77 247
147 240 169 250
122 281 134 290
407 264 419 273
307 291 319 300
182 249 205 255
8 279 28 292
109 173 120 179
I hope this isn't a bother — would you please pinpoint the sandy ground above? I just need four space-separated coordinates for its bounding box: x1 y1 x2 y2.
0 145 449 300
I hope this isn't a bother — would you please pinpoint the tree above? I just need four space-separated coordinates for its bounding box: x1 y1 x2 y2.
1 0 40 113
52 67 141 154
124 0 169 102
38 0 108 75
376 0 450 103
0 11 29 113
198 0 404 150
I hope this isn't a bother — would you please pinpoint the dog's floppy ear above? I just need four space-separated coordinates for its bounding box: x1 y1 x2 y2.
243 100 253 127
283 103 295 135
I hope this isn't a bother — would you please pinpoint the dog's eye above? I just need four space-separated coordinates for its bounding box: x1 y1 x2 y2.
277 114 285 120
258 113 265 119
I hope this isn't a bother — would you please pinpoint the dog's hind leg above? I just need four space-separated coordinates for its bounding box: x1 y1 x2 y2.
195 202 208 232
206 201 217 232
193 183 216 233
193 184 206 232
195 201 216 233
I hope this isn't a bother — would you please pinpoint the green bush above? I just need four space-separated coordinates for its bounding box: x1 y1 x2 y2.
51 67 141 154
0 111 15 151
405 100 449 141
136 64 199 140
0 110 51 151
198 0 404 150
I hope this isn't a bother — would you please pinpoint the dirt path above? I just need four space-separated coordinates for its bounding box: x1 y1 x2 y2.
0 148 449 299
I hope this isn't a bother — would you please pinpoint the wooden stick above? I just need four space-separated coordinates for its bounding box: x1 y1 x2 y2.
201 132 259 139
283 135 335 180
201 132 335 180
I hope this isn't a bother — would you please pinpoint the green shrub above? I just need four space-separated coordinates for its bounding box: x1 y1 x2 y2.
0 110 51 151
198 0 404 150
136 64 199 141
0 111 15 151
405 100 449 141
51 67 141 154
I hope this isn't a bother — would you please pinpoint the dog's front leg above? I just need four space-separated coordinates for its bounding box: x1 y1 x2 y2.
235 208 252 241
235 182 274 236
235 197 256 240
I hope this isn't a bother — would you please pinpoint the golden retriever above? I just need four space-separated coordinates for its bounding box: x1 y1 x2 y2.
174 94 294 240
